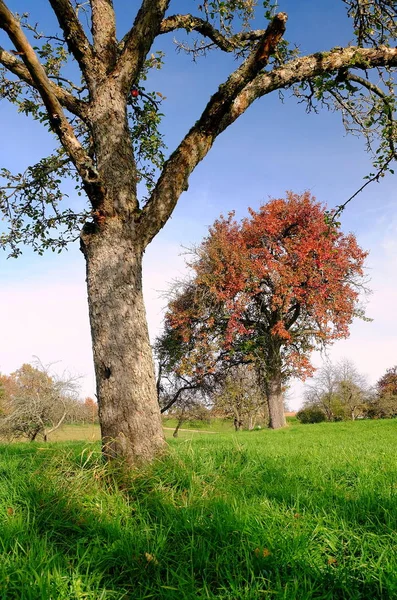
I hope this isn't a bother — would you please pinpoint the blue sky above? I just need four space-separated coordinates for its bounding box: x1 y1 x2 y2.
1 1 396 408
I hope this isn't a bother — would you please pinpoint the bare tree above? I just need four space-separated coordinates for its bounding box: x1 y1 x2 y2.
0 360 80 441
304 358 369 421
0 1 396 464
169 394 210 438
304 361 340 421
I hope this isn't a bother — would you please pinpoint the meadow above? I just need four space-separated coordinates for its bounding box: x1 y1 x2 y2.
0 419 396 599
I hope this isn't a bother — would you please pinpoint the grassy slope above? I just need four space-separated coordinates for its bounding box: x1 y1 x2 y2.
0 420 396 599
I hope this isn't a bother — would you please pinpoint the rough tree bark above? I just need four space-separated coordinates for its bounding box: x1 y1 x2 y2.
266 374 287 429
81 219 165 462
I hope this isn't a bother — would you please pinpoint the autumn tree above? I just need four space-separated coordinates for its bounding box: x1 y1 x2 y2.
377 365 397 397
0 2 396 464
0 361 80 441
164 192 368 428
366 365 397 418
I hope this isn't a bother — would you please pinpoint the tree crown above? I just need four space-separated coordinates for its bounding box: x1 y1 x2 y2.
0 1 396 255
165 191 368 381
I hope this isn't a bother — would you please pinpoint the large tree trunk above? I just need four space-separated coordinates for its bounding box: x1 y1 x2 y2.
266 374 286 429
81 218 166 465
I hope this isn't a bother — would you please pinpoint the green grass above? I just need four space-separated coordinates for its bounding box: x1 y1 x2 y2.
0 420 397 599
162 417 235 433
48 420 229 443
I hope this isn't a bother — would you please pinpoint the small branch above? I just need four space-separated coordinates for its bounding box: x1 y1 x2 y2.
47 74 87 93
44 397 67 439
159 14 266 53
0 46 87 118
333 154 396 219
331 70 396 218
48 0 95 85
0 1 102 201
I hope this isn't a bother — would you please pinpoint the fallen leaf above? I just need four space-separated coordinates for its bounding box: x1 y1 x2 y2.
144 552 159 565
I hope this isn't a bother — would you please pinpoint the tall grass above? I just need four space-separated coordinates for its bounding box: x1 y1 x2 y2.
0 420 396 599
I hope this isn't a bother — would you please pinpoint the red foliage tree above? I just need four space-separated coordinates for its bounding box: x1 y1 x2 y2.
165 192 368 429
377 366 397 397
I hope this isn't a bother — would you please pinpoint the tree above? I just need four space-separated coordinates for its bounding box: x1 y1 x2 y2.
0 361 80 441
169 395 210 438
377 365 397 397
212 365 267 431
304 360 343 421
366 365 397 418
304 358 370 421
336 358 369 420
0 2 396 464
163 192 368 428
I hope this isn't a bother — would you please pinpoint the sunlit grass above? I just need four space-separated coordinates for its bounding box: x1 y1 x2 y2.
0 420 396 598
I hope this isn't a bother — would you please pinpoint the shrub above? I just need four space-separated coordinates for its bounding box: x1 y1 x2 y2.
296 407 326 424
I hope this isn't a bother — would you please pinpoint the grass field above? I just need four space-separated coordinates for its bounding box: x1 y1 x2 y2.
48 418 235 442
0 419 396 599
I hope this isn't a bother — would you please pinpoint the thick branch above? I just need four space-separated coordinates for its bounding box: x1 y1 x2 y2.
90 0 117 71
219 46 397 131
160 385 197 414
137 12 287 247
48 0 94 85
0 1 101 199
115 0 170 93
160 14 265 52
139 44 396 248
0 46 87 118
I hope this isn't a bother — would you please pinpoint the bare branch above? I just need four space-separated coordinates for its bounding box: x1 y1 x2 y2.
0 46 87 118
0 1 101 199
48 0 94 85
90 0 117 71
137 12 288 247
332 153 396 219
115 0 170 93
159 14 265 53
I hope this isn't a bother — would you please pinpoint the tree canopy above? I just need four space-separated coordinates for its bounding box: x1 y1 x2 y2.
163 192 368 427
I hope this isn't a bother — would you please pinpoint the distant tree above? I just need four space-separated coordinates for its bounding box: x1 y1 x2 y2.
83 396 99 424
212 365 267 431
365 366 397 418
0 361 80 441
336 359 369 420
377 366 397 397
304 361 339 421
1 1 396 465
164 192 368 429
169 395 210 438
304 358 370 421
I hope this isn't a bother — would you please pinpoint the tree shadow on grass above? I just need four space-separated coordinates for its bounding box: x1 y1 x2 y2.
0 443 396 599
